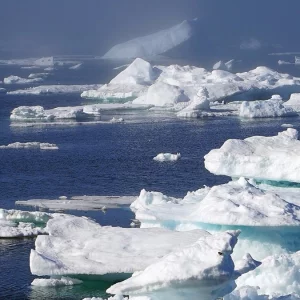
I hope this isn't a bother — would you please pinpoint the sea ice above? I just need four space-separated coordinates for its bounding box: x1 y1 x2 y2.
204 128 300 183
0 142 58 150
107 231 256 300
239 99 297 118
153 153 181 162
30 214 211 278
102 20 195 59
31 277 82 287
4 75 43 84
8 84 101 95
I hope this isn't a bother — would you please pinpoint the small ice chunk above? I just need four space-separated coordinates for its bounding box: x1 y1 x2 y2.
31 276 82 287
4 75 43 84
153 152 181 162
0 142 58 150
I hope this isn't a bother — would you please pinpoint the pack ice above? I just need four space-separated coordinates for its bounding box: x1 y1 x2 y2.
102 20 195 60
204 128 300 183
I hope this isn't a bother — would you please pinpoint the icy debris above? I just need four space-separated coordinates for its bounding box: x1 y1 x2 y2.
110 117 124 123
153 153 181 162
0 142 58 150
69 63 82 70
30 214 211 277
107 231 252 300
83 296 127 300
4 75 43 84
239 99 297 118
28 73 49 79
103 20 195 59
236 252 300 296
8 84 101 95
0 209 51 238
31 276 82 287
204 128 300 183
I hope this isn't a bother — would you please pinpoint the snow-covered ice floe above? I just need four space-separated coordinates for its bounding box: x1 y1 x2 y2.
204 128 300 183
4 75 44 85
10 103 151 122
107 231 259 300
153 152 181 162
0 209 51 238
31 276 82 287
102 19 196 60
0 142 58 150
8 84 101 96
30 214 213 278
16 195 136 211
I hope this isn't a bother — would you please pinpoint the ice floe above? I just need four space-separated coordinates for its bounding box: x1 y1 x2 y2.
8 84 101 95
16 195 136 211
4 75 44 85
0 209 51 238
204 128 300 183
153 153 181 162
107 231 253 300
28 73 50 79
0 142 58 150
31 276 82 287
30 214 211 278
102 20 195 60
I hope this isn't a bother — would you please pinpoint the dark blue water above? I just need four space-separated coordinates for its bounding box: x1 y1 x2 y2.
1 63 300 299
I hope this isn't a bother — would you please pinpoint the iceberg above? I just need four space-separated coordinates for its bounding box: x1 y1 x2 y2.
107 231 257 300
284 93 300 111
204 128 300 183
0 142 58 150
239 99 297 118
153 153 181 162
102 20 195 60
4 75 43 84
30 214 211 278
8 84 101 96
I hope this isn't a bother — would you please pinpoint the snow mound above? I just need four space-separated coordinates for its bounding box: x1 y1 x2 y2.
107 231 249 300
239 99 297 118
30 214 210 277
204 129 300 183
103 20 195 59
31 276 82 287
236 251 300 296
4 75 43 84
0 142 58 150
8 84 101 96
153 153 181 162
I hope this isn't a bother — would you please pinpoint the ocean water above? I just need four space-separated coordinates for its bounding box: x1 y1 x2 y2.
1 62 300 299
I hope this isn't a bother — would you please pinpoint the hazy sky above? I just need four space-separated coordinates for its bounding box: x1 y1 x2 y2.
0 0 299 58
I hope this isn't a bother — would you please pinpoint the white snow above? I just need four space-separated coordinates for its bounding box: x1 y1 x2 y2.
4 75 43 84
103 20 195 59
204 128 300 183
107 231 252 300
31 276 82 287
8 84 101 95
239 99 297 118
153 153 181 162
235 252 300 296
0 142 58 150
30 214 211 278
